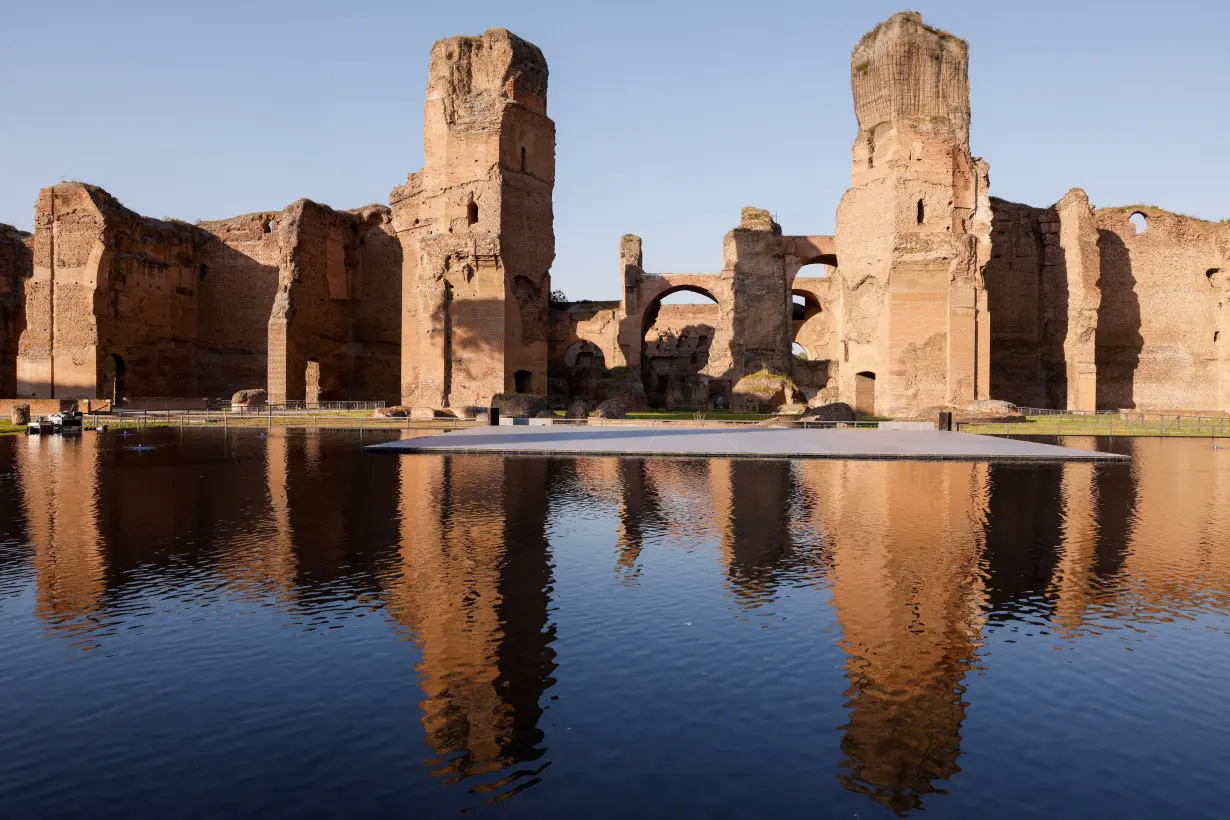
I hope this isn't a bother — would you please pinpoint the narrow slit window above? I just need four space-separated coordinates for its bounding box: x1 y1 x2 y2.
520 146 527 173
916 199 925 225
467 199 478 225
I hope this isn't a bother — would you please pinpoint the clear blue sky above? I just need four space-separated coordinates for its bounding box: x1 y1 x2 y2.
2 0 1226 300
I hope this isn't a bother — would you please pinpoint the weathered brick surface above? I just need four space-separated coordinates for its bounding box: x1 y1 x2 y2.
834 12 991 417
13 185 400 405
1093 208 1226 412
0 225 32 397
3 14 1225 416
392 28 555 410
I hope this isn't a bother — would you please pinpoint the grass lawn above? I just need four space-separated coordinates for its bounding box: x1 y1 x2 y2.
962 415 1230 438
0 420 23 436
624 410 778 422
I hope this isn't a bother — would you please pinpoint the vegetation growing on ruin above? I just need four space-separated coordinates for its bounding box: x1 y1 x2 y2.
857 13 967 47
625 410 777 422
740 367 789 381
854 61 870 73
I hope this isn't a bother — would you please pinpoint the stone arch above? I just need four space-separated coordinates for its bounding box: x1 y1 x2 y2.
562 339 607 402
639 284 723 409
790 284 837 398
783 235 838 283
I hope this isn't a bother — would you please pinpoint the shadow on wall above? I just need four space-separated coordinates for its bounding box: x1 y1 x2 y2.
642 322 716 410
196 238 280 398
0 234 31 397
984 202 1060 408
1095 230 1142 410
1042 238 1070 410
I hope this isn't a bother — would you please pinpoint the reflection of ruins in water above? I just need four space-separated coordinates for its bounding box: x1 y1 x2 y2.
4 434 1230 812
12 435 105 640
386 454 556 799
797 460 990 814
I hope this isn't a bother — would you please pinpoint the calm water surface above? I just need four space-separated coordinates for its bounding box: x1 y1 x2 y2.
1 430 1228 818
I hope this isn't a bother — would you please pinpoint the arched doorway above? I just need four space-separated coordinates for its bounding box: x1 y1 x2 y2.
791 289 833 398
854 371 876 416
563 340 606 403
102 354 126 407
641 287 719 409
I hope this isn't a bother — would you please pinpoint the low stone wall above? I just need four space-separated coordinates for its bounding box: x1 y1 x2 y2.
0 398 78 416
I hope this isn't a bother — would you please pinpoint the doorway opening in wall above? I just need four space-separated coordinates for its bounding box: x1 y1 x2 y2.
641 286 720 410
790 287 832 397
917 199 925 225
305 359 321 406
854 371 876 416
562 340 606 403
467 199 478 226
514 370 533 394
103 354 126 408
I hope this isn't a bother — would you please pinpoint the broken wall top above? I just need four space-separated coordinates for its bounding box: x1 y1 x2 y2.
427 27 548 128
851 11 970 147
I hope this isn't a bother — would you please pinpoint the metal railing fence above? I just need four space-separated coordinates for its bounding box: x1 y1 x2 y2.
960 411 1230 438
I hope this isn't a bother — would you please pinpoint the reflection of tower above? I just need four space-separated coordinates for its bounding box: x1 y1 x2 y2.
16 435 104 639
387 455 556 796
797 460 989 814
981 463 1065 613
614 459 662 580
719 460 799 605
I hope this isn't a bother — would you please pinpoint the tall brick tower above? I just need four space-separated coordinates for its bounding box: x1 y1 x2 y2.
391 28 556 410
834 12 991 417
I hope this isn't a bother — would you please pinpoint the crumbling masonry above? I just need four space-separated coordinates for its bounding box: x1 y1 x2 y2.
0 15 1226 415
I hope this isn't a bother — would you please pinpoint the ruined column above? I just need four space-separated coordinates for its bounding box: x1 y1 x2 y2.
724 207 790 376
391 29 555 409
613 234 644 368
1054 189 1101 412
834 12 991 417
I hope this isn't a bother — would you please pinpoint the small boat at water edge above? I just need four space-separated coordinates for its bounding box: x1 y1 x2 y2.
27 409 85 436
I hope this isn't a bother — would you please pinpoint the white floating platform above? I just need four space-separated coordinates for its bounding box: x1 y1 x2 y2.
366 425 1126 462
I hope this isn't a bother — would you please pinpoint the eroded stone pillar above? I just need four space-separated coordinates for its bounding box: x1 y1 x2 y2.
834 12 992 416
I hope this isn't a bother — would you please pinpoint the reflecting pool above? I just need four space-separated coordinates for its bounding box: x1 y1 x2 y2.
1 430 1228 817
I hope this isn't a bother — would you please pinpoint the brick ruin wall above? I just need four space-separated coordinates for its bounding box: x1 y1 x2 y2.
983 190 1101 410
985 195 1228 413
2 17 1224 415
834 12 992 416
267 201 401 404
195 211 284 397
392 28 554 410
1092 208 1228 412
642 303 719 408
0 225 32 397
12 184 400 405
18 184 202 401
726 208 791 376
